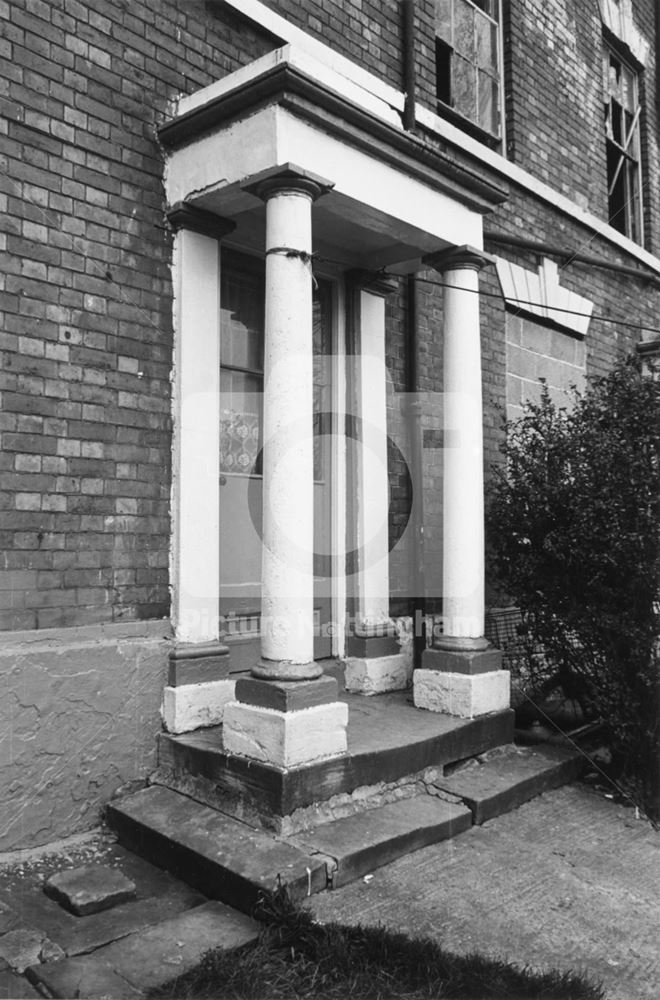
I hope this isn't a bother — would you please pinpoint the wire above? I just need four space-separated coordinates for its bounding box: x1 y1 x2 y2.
414 275 660 336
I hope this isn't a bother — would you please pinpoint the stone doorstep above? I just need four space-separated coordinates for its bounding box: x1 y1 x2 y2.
26 900 259 999
433 743 588 825
290 796 473 888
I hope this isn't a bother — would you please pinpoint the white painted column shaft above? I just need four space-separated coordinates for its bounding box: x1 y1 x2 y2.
260 186 316 666
172 228 220 643
356 290 391 629
441 256 485 640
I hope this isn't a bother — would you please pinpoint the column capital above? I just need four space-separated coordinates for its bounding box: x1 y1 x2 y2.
347 269 398 297
423 244 487 274
166 202 236 240
245 168 334 204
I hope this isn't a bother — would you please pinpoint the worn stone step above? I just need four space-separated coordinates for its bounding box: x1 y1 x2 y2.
432 743 586 825
106 785 329 913
291 795 473 887
26 900 258 999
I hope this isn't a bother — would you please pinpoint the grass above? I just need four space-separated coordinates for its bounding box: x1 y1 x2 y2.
148 888 603 1000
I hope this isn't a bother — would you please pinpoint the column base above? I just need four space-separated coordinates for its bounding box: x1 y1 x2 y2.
344 653 410 695
223 700 348 767
161 679 236 734
252 658 323 681
414 666 510 719
414 645 509 718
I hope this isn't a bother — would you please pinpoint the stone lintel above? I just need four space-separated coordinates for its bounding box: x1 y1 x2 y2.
235 675 339 712
346 634 400 658
166 202 236 240
421 646 503 676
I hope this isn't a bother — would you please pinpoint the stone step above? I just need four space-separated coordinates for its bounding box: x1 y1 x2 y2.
431 743 587 825
156 693 514 825
290 795 473 888
26 900 259 999
106 785 329 914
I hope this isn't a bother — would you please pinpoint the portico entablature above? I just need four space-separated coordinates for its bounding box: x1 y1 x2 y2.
159 46 508 272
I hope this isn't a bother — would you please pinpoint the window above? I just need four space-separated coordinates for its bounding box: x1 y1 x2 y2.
435 0 501 142
604 46 643 242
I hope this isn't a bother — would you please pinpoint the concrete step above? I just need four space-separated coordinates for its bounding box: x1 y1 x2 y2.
431 743 586 824
106 785 329 913
26 900 259 999
290 795 472 887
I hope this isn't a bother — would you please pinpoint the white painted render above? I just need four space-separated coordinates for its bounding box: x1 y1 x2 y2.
413 668 511 719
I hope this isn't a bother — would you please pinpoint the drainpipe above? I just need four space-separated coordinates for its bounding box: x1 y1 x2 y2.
402 0 416 133
406 274 426 667
656 0 660 109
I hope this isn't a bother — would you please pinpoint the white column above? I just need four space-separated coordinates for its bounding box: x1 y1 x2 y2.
356 289 392 631
344 275 411 695
254 178 325 680
439 248 487 646
164 206 237 734
171 225 221 644
413 246 509 718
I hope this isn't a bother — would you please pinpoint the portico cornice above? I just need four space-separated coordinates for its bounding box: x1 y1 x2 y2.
159 61 508 215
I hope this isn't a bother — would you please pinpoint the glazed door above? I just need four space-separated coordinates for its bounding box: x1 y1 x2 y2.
218 251 334 660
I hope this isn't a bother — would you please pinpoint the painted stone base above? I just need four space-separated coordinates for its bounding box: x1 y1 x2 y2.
223 701 348 768
344 654 410 695
413 669 510 719
161 679 236 734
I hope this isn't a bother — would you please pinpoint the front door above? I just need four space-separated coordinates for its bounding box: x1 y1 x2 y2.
218 249 334 663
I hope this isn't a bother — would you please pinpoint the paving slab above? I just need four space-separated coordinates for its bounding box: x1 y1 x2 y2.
434 743 586 823
292 795 472 887
0 928 63 974
28 900 259 998
44 864 136 915
309 783 660 1000
0 969 42 999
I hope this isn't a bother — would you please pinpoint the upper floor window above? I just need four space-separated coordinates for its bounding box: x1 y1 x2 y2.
603 46 643 242
435 0 502 144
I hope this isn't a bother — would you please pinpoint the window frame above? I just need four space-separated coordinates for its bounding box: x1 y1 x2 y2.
603 41 644 244
434 0 505 149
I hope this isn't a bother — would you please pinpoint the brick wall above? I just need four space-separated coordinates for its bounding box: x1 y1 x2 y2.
0 0 277 630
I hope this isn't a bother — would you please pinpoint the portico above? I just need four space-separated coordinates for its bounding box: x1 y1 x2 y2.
159 44 510 766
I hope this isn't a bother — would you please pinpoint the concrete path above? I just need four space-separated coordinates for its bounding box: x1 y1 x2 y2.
309 783 660 1000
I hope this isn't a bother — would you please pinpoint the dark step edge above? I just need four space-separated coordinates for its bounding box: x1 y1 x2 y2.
438 751 587 825
159 709 515 817
106 799 330 916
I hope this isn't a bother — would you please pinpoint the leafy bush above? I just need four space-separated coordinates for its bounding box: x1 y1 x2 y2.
487 357 660 812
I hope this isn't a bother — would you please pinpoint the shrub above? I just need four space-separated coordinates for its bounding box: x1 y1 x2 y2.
487 357 660 813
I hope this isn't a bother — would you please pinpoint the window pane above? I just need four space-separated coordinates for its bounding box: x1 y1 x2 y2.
453 53 476 119
478 69 498 134
220 269 264 372
220 370 262 475
476 12 497 72
454 0 475 59
435 37 452 104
